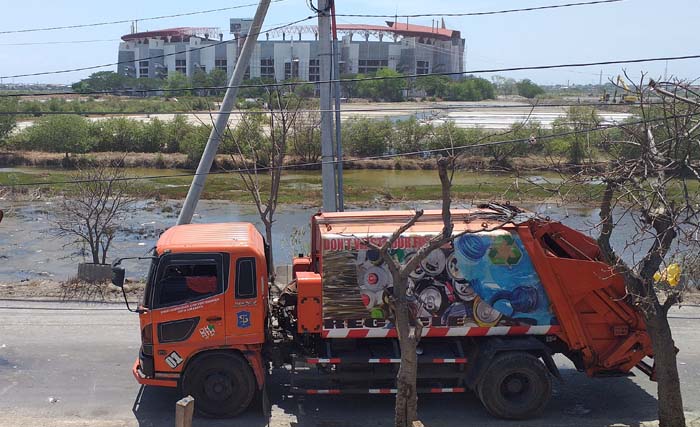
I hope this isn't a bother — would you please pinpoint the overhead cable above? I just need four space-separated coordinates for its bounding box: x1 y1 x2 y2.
337 0 623 18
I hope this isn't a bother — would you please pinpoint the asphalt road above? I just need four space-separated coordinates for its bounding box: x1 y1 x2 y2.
1 299 700 427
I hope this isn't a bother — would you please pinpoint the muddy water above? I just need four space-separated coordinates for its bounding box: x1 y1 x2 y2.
0 196 653 283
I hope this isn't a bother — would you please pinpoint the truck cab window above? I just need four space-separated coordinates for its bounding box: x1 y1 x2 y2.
153 254 226 308
235 258 257 299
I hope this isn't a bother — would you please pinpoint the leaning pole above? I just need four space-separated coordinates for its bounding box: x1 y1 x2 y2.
177 0 271 225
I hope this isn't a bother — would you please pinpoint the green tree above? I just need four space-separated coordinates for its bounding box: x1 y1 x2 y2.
340 73 360 99
238 77 275 99
428 121 476 153
486 121 542 167
415 75 450 98
220 112 266 158
290 112 321 162
179 124 212 165
391 117 432 154
191 69 211 96
491 75 517 96
90 118 144 152
163 115 194 153
165 72 190 95
446 77 495 101
141 118 168 152
551 106 601 164
131 77 164 93
0 98 18 149
356 68 406 102
516 79 545 99
342 117 393 156
208 69 228 95
71 71 130 93
24 115 92 160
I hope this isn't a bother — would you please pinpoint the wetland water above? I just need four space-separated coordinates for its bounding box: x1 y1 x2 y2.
0 196 645 283
0 167 655 283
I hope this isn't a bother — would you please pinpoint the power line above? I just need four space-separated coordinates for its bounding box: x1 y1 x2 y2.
0 0 285 35
0 15 316 80
2 110 697 189
3 52 699 97
337 0 623 18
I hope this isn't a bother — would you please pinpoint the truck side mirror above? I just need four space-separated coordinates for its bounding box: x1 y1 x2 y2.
112 266 125 288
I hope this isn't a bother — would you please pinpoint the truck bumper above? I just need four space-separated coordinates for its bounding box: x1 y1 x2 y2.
132 359 178 388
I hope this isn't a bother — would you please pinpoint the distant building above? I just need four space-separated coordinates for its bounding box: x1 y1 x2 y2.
117 19 465 82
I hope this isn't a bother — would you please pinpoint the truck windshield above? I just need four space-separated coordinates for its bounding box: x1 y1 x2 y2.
142 257 158 308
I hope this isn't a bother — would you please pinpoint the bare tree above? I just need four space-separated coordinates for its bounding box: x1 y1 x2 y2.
225 87 303 277
553 74 700 427
54 165 137 265
360 157 515 427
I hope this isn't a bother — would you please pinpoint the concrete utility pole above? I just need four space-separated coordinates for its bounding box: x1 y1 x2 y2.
317 0 337 212
331 0 344 211
177 0 271 225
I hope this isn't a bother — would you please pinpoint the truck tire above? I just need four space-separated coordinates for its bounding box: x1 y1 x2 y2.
181 352 256 418
476 352 552 420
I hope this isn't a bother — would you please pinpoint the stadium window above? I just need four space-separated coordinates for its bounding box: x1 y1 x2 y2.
175 59 187 74
284 61 299 80
139 61 149 77
260 58 275 79
416 60 430 75
308 59 320 82
358 59 388 74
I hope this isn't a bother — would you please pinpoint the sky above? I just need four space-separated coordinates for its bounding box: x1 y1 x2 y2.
0 0 698 86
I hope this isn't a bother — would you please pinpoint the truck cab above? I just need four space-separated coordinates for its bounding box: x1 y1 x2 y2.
129 222 268 417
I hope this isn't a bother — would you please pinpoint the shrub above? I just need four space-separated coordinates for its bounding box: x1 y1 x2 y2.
342 117 393 157
23 115 92 157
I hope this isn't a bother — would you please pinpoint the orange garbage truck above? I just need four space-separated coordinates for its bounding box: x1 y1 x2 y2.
112 204 656 420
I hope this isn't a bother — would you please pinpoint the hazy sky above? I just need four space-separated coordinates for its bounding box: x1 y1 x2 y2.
0 0 698 85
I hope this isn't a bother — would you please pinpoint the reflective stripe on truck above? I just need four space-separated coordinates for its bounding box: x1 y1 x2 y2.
321 325 561 339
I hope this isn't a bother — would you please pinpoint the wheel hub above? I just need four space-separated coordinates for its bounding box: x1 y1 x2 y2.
204 373 233 401
502 373 529 399
505 377 524 394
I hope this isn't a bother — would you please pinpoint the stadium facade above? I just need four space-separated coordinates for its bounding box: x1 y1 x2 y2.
117 19 465 82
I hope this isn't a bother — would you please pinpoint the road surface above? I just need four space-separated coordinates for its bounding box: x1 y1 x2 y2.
1 299 699 427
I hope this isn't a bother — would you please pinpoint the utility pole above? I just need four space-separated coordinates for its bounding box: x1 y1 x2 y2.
177 0 271 225
317 0 337 212
330 0 344 211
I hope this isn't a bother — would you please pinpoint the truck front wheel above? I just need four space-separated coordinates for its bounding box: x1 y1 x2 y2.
181 352 256 418
477 352 552 420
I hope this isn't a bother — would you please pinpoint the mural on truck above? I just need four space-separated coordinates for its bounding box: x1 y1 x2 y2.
321 230 558 330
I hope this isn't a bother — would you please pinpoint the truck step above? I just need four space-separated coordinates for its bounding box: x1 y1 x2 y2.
291 387 467 395
304 357 467 365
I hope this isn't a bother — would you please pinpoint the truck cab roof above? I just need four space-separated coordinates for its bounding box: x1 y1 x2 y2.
156 222 265 256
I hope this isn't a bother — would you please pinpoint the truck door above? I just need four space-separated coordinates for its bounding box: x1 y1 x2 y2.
226 256 265 342
148 253 229 374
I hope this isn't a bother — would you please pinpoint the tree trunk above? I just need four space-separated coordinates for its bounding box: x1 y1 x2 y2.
394 296 418 427
265 222 275 282
646 309 685 427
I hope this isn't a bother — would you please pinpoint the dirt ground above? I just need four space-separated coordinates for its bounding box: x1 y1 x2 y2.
0 279 144 302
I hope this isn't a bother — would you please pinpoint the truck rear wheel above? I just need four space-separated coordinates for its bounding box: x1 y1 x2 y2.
181 352 256 418
477 352 551 420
